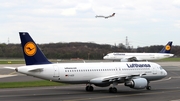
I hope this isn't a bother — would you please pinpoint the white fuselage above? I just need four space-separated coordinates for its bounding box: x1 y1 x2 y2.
103 53 174 61
17 62 167 84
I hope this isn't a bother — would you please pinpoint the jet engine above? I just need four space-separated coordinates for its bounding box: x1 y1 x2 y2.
124 78 148 89
120 58 129 62
121 57 138 62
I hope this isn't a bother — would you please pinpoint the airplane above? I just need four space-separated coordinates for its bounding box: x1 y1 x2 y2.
5 32 167 93
103 41 174 62
95 13 115 19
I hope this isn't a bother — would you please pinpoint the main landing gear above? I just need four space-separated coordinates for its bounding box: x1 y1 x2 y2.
86 84 94 92
109 87 117 93
109 82 118 93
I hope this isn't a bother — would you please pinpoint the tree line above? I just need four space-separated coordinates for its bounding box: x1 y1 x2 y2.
0 42 179 59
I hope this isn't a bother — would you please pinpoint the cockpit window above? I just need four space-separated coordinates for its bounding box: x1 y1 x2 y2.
159 66 163 70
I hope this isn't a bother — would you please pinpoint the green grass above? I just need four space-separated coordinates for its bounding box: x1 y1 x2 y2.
0 80 66 88
0 61 25 64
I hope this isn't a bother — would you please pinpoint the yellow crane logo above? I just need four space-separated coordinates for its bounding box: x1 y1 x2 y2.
165 45 171 51
24 42 37 56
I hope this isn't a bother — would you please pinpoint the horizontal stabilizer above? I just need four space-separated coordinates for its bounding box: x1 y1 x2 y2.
3 67 16 70
0 75 17 78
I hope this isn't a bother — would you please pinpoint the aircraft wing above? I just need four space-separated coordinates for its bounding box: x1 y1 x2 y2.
120 56 139 62
102 74 130 82
95 15 105 18
95 13 115 19
128 57 139 61
90 73 146 84
105 13 115 18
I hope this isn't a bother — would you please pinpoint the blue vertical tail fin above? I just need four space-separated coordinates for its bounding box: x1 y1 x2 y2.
19 32 52 65
159 41 173 53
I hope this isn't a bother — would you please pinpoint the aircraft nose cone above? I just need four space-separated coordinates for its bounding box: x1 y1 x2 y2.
164 70 167 76
103 56 107 59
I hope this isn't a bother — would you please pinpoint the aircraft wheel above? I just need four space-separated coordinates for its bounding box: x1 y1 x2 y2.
89 86 94 91
86 86 94 92
109 87 117 93
146 86 151 90
109 87 112 93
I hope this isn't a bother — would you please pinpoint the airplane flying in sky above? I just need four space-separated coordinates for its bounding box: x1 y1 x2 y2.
95 13 115 19
103 41 174 62
5 32 167 93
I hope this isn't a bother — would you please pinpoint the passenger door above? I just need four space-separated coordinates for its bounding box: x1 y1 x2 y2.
153 67 157 75
53 65 59 78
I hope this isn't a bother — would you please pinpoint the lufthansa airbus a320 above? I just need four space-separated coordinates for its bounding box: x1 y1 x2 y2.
5 32 167 93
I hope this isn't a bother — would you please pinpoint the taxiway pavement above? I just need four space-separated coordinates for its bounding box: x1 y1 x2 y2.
0 62 180 101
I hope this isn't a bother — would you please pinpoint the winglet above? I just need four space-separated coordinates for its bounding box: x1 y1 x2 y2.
19 32 52 65
112 13 115 16
159 41 173 53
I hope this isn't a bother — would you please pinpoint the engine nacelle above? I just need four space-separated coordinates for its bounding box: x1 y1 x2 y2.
121 57 138 62
120 58 129 62
124 78 148 89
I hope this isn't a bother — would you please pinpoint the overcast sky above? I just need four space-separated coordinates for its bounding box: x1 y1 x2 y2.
0 0 180 48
